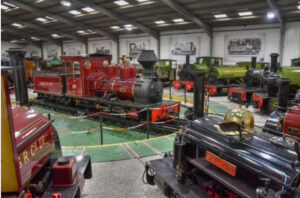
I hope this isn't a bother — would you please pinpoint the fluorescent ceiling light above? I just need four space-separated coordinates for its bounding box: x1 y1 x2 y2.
35 0 45 3
11 23 23 28
214 14 227 18
36 17 47 22
111 26 120 29
30 36 40 41
114 0 129 6
61 1 71 7
125 27 132 31
238 11 253 16
155 20 165 24
69 10 82 15
82 7 95 12
267 12 275 19
173 18 184 23
45 16 55 20
124 24 133 28
137 0 149 2
3 2 16 8
1 4 9 10
51 34 60 38
298 5 300 10
77 30 86 34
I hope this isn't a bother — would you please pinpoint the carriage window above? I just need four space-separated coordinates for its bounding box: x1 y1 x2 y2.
73 61 80 76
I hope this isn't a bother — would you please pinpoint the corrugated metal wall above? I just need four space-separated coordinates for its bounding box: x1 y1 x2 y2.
282 22 300 66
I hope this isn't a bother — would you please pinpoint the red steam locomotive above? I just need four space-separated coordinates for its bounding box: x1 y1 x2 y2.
33 50 180 123
2 66 92 198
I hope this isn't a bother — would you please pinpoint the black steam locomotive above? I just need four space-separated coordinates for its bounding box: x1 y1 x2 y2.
145 71 300 198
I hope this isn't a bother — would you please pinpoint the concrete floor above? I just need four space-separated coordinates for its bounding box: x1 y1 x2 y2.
81 96 269 198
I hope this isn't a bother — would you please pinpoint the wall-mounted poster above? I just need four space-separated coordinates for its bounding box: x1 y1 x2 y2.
91 40 112 55
64 43 83 55
126 38 150 59
167 35 201 64
224 33 266 62
45 45 59 59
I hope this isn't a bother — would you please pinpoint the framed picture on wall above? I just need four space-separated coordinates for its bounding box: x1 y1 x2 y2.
91 40 112 55
168 35 201 64
126 39 150 60
65 43 83 55
224 33 266 62
45 45 59 59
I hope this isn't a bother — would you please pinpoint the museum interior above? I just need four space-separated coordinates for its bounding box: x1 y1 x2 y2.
1 0 300 197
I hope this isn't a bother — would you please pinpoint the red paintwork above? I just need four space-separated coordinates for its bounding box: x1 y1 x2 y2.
120 66 136 80
151 102 181 122
172 81 182 90
52 157 77 188
252 93 263 111
12 106 54 187
67 77 83 97
283 104 300 137
33 75 64 96
207 85 217 96
229 87 247 102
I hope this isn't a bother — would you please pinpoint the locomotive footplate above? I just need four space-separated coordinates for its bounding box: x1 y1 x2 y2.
146 157 210 198
229 86 263 104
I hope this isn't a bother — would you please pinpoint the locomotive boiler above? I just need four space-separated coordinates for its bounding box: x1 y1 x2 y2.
33 50 180 123
145 70 300 198
1 57 92 197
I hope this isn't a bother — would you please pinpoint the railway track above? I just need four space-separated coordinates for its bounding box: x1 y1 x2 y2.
30 99 187 135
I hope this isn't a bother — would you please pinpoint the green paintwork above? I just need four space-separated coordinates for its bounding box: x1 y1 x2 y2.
46 58 63 67
236 61 270 70
279 66 300 86
154 59 176 80
211 66 247 79
291 58 300 67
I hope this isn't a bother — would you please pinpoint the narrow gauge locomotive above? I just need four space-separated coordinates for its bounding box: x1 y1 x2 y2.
228 56 264 104
173 56 247 96
154 59 177 85
252 53 300 114
145 71 300 198
33 50 180 123
265 78 300 138
1 65 92 197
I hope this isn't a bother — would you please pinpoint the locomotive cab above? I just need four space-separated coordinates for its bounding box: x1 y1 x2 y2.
2 50 92 198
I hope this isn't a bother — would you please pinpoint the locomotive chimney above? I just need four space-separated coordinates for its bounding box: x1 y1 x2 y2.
7 48 28 106
185 55 190 66
138 50 157 77
193 71 206 119
251 57 257 70
270 53 279 73
277 78 290 111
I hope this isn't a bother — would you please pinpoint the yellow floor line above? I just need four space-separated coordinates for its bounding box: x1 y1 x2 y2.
142 141 161 155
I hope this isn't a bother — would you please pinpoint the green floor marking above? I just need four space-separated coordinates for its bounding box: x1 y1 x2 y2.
147 137 174 153
128 142 155 157
85 146 131 162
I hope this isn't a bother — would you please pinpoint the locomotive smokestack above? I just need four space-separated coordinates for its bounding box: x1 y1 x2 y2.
193 71 206 119
270 53 279 73
277 78 290 111
251 57 257 69
7 48 28 106
185 55 190 66
138 50 157 77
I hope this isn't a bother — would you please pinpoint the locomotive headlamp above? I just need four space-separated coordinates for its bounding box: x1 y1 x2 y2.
84 60 91 69
103 60 109 68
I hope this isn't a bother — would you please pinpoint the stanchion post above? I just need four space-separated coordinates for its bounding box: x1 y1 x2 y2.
169 71 172 100
99 112 103 145
184 88 187 104
146 109 150 139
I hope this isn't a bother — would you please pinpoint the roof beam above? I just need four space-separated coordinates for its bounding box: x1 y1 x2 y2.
160 0 211 36
69 0 159 39
2 15 87 44
1 34 42 48
266 0 283 28
5 0 118 43
4 26 62 45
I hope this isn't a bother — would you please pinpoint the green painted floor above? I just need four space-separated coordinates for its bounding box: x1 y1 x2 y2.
31 97 229 162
